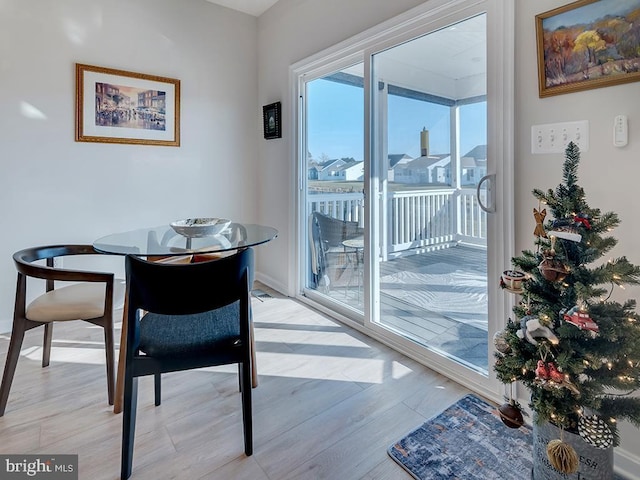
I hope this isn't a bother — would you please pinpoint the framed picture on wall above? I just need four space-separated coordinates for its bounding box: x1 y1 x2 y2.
263 101 281 139
536 0 640 97
75 63 180 146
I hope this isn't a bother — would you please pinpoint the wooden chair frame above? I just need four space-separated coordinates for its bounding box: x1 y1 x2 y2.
0 245 119 416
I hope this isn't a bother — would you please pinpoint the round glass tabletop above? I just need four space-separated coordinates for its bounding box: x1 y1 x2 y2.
94 222 278 256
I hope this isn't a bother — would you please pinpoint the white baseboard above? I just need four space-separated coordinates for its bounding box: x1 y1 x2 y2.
254 271 288 297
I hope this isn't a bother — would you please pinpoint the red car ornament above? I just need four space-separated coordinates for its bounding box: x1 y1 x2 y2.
563 306 599 333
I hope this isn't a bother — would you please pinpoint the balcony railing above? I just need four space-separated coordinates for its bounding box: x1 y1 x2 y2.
308 187 487 256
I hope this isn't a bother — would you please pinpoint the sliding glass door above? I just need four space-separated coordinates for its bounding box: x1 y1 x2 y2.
302 64 366 315
370 14 489 373
296 0 513 396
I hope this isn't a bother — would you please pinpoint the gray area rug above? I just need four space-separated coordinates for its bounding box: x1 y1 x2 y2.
380 262 487 331
388 394 533 480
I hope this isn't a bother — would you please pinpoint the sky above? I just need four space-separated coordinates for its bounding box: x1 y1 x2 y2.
543 0 639 31
307 78 486 162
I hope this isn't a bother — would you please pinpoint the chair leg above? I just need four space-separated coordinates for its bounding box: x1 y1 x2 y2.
42 323 53 368
0 322 27 417
154 373 161 406
121 375 139 480
250 319 258 388
104 322 115 406
240 360 253 456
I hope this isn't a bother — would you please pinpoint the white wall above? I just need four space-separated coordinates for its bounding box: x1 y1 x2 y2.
0 0 259 332
257 0 640 475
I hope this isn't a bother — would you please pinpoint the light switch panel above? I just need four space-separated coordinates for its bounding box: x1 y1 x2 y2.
532 120 589 154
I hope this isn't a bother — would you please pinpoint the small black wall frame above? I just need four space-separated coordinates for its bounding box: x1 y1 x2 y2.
263 102 281 139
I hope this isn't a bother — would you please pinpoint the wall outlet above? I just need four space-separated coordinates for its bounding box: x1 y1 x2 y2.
531 120 589 154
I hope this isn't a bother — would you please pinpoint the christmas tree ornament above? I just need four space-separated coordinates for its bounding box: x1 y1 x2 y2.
546 362 565 383
546 438 579 474
500 269 526 294
562 305 599 336
533 207 547 238
578 415 614 449
493 328 511 354
538 249 569 282
498 401 524 429
516 316 559 345
548 213 592 243
573 213 592 230
535 360 549 379
548 218 582 242
561 376 581 396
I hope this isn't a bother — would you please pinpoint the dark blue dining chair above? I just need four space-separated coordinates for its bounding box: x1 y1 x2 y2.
120 248 254 480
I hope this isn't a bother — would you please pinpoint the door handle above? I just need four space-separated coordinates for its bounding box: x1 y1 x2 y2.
477 174 496 213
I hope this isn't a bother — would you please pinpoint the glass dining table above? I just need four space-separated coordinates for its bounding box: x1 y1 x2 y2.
94 222 278 257
93 221 278 414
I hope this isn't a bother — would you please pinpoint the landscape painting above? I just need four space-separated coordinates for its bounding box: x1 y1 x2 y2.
536 0 640 97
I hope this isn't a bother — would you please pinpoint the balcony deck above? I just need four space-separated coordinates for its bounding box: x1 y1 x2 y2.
323 244 489 372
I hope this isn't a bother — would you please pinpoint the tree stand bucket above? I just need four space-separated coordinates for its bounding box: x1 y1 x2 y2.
533 421 613 480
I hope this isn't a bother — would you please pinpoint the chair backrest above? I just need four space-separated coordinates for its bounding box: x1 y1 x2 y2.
125 248 254 317
311 212 361 249
13 245 114 286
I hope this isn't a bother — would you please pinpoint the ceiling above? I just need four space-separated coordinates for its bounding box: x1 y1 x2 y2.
203 2 485 100
205 0 279 17
345 14 486 100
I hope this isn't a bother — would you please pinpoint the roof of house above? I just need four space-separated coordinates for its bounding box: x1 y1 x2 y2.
336 161 363 172
317 159 342 169
388 153 413 168
461 157 478 168
463 144 487 160
402 154 450 169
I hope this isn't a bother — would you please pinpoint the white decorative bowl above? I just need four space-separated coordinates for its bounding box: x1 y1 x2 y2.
170 218 231 237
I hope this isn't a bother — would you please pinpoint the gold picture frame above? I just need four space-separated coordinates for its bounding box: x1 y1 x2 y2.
75 63 180 146
536 0 640 98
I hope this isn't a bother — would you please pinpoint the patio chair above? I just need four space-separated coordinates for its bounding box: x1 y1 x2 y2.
120 248 254 479
309 212 363 290
0 245 125 416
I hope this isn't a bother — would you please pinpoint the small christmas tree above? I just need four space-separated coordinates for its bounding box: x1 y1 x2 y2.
494 142 640 473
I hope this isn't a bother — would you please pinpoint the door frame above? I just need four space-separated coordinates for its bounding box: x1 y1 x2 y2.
291 0 514 402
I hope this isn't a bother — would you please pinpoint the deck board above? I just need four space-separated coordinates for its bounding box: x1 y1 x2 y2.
320 243 489 371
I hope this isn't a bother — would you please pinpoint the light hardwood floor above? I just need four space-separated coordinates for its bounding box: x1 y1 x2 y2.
0 286 471 479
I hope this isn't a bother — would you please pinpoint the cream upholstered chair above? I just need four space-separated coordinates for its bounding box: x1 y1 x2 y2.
0 245 125 416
